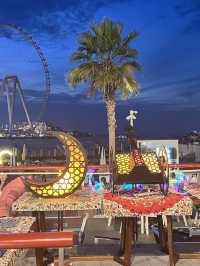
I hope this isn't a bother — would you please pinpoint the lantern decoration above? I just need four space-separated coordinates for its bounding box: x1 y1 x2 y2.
116 152 161 175
116 154 133 174
133 150 145 166
114 112 169 194
142 153 161 174
24 131 87 198
114 147 169 195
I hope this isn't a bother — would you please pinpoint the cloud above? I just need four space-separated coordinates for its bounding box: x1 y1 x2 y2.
2 91 199 138
140 76 200 93
0 0 131 39
6 82 197 113
2 89 102 105
1 0 200 117
1 86 200 138
118 75 200 111
174 0 200 33
175 0 200 16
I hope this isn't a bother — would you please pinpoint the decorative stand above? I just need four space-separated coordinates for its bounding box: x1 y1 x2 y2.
113 111 169 195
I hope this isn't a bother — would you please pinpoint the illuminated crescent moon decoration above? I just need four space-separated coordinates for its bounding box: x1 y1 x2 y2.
24 131 87 198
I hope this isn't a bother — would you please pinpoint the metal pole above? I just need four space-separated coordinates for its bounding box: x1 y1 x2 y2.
16 78 32 127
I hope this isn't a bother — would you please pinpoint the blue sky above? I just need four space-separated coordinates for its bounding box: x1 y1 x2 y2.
0 0 200 138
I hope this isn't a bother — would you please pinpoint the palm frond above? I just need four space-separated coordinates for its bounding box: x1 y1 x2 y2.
122 31 138 46
68 62 98 87
79 32 97 53
113 48 138 60
121 61 142 72
71 52 92 61
67 18 141 100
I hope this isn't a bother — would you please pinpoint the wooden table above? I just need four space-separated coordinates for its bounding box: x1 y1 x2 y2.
164 193 200 266
13 192 103 266
12 191 193 266
0 216 35 266
103 192 193 266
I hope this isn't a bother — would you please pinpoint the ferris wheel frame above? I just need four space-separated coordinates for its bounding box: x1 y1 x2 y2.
0 23 51 121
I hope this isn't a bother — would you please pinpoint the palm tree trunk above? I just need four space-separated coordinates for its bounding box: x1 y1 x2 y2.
105 98 116 163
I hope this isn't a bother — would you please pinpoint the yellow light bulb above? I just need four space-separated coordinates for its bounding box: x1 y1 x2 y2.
64 172 70 179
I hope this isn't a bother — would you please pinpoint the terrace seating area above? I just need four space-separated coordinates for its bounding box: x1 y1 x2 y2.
5 214 200 266
1 140 200 266
1 4 200 265
0 184 200 266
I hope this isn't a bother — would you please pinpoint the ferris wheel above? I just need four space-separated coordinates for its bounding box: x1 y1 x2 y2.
0 23 51 124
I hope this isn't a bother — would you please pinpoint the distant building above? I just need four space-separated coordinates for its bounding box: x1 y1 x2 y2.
179 130 200 145
179 131 200 163
116 135 179 164
179 144 200 163
0 121 53 137
138 139 179 164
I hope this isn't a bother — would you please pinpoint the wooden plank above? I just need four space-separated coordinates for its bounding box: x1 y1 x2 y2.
157 215 165 251
123 217 133 266
70 255 115 261
167 215 178 266
177 252 200 259
119 218 126 256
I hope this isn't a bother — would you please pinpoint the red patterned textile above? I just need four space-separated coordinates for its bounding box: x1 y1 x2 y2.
104 192 184 215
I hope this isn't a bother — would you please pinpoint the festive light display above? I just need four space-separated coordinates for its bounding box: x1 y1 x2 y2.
0 150 13 165
24 131 87 198
132 150 144 166
114 146 169 195
175 171 187 192
142 153 161 173
116 152 161 174
116 153 133 174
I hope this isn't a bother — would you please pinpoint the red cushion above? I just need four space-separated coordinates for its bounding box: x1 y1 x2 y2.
0 177 26 217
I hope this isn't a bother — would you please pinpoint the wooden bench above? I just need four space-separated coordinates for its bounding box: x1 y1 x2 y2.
0 231 74 266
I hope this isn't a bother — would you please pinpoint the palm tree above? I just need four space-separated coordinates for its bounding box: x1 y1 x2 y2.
68 18 141 162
